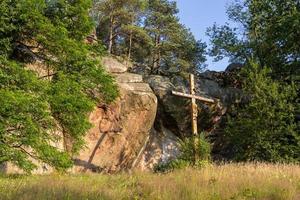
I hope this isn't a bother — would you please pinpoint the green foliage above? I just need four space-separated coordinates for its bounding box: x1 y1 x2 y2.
154 133 211 173
145 0 207 73
0 58 73 172
0 0 118 172
207 0 300 81
207 23 248 63
0 164 299 200
207 0 300 144
225 61 299 162
153 159 189 173
179 133 211 163
93 0 207 74
48 73 95 154
92 0 149 56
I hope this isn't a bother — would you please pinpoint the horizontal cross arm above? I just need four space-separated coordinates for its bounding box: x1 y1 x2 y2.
172 91 216 103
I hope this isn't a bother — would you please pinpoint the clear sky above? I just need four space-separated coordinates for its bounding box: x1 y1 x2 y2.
175 0 231 71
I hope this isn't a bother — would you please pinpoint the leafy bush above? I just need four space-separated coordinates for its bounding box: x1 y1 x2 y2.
225 61 299 163
0 0 118 172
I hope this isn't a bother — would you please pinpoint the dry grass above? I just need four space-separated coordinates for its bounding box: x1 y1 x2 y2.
0 163 299 200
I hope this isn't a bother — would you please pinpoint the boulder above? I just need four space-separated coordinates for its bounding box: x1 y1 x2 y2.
115 73 143 83
144 73 242 161
197 78 242 106
225 63 244 72
146 75 191 137
137 123 180 171
101 56 128 73
73 65 158 173
130 64 152 77
72 64 243 169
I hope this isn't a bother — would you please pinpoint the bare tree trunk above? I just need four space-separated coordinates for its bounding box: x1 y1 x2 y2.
152 35 160 72
108 16 114 54
127 16 135 62
62 127 72 153
157 37 161 69
127 29 133 61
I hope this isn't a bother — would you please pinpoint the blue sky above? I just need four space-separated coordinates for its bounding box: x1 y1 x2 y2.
176 0 231 71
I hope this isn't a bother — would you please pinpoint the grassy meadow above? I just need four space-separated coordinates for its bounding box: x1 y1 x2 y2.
0 163 299 200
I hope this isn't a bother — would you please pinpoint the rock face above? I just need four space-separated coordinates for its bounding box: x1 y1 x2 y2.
101 57 128 73
73 62 244 171
73 58 158 173
225 63 244 72
145 74 241 133
1 57 243 174
137 123 180 170
139 71 243 162
77 59 242 171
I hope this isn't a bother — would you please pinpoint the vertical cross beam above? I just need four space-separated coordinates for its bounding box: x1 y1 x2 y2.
172 74 217 164
190 74 198 162
190 74 198 136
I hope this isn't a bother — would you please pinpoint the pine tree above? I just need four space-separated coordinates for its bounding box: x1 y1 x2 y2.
93 0 151 60
144 0 179 72
144 0 206 74
120 0 149 61
92 0 206 74
163 24 207 74
93 0 130 54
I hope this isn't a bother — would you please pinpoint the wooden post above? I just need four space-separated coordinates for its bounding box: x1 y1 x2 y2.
190 74 198 163
190 74 198 136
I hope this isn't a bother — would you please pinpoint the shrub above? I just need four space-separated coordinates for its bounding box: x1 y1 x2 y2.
225 61 299 163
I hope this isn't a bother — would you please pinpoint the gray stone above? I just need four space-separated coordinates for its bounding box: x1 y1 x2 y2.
119 82 154 94
129 64 152 77
145 73 242 138
115 73 143 83
101 56 128 73
137 123 180 171
225 63 244 72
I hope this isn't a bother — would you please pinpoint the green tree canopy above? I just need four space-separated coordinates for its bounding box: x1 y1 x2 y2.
207 0 300 143
0 0 118 172
225 62 299 162
93 0 207 75
144 0 206 74
207 0 300 78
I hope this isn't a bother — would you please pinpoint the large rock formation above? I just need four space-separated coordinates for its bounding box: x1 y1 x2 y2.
144 74 241 133
1 57 243 174
73 58 157 173
133 69 243 164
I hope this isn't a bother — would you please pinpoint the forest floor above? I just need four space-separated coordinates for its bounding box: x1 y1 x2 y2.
0 163 299 200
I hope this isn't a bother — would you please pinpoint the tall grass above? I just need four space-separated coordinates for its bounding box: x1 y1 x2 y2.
0 163 299 200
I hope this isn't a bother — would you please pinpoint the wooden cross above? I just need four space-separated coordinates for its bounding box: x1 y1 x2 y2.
172 74 217 161
172 74 217 164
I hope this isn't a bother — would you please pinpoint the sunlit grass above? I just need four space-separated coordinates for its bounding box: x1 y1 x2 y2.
0 163 299 200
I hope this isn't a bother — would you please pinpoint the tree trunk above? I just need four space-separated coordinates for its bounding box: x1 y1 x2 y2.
157 37 161 70
127 26 133 62
62 127 72 153
152 34 160 73
108 16 114 54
